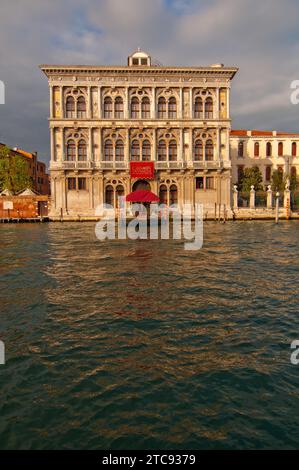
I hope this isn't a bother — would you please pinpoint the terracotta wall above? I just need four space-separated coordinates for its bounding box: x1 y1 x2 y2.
0 196 49 219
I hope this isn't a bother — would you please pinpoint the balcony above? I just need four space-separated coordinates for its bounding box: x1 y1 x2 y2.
155 161 186 170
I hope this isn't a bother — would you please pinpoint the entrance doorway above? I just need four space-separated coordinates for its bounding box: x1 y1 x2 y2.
132 179 151 192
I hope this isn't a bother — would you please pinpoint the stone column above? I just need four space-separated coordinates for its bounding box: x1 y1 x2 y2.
189 88 193 118
88 87 92 118
250 185 255 209
50 85 53 118
152 128 156 161
151 87 156 118
179 88 183 119
216 87 220 119
126 129 130 165
233 185 238 209
267 185 273 209
60 128 64 162
125 87 129 119
89 127 93 162
179 128 184 164
98 86 102 119
60 86 64 119
50 127 55 162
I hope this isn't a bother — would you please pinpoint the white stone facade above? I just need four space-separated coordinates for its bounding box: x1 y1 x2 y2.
40 50 238 220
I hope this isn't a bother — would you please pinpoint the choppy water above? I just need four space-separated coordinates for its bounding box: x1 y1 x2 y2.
0 221 299 450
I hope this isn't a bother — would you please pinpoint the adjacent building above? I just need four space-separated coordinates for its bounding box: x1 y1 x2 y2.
40 50 238 219
230 130 299 187
0 143 50 195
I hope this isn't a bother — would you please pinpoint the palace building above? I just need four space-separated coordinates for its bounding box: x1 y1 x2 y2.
40 50 238 219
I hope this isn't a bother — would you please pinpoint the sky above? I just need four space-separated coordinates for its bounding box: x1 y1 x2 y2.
1 0 299 165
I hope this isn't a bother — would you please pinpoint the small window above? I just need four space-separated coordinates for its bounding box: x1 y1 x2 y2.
132 58 139 65
168 97 177 119
104 97 113 119
142 140 151 161
292 142 297 157
115 140 124 161
68 178 76 190
265 166 272 181
77 96 86 118
169 140 177 161
78 178 86 190
254 142 260 157
205 97 213 119
66 96 75 118
194 140 203 161
158 140 167 161
195 177 204 190
131 97 139 119
238 141 244 157
266 142 272 157
78 140 87 161
104 140 113 161
141 97 150 119
115 97 124 118
141 58 147 65
131 140 140 161
205 140 214 161
158 97 167 119
194 97 203 119
278 142 283 157
66 140 76 161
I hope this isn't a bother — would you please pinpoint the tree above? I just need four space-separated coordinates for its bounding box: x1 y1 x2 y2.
239 166 263 192
271 170 285 193
0 146 32 194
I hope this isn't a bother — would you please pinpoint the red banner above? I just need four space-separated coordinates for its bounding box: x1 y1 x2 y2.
130 162 155 180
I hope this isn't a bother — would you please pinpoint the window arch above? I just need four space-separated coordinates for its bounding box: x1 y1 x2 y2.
266 142 272 157
168 97 177 119
142 140 151 161
104 97 112 119
131 97 139 119
194 97 203 119
115 140 124 161
105 185 114 206
238 141 244 157
158 97 166 119
254 142 260 157
159 185 168 204
278 142 283 157
131 140 140 161
169 140 177 161
205 97 213 119
78 139 87 161
292 142 297 157
66 96 75 118
194 140 203 161
115 97 124 118
169 185 178 205
141 97 150 119
77 96 86 119
104 139 113 161
66 140 76 161
158 140 167 161
205 140 214 161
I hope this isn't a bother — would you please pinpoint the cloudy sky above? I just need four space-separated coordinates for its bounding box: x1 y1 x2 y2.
0 0 299 164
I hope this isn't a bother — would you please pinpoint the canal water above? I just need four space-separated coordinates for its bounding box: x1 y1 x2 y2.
0 221 298 449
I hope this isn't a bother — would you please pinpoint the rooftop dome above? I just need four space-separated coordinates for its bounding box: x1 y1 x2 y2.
128 49 152 66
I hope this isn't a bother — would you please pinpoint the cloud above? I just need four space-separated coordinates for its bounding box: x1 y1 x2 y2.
0 0 299 163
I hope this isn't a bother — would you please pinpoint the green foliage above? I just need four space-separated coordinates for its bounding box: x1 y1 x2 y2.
271 170 285 193
239 166 263 192
0 146 32 194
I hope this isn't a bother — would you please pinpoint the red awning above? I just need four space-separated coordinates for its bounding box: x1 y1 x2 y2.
125 190 159 203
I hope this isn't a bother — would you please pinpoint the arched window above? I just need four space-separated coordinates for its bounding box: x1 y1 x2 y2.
131 97 139 119
277 166 284 174
265 166 272 181
168 97 177 119
105 185 114 206
77 96 86 118
159 185 168 205
292 142 297 157
104 97 112 119
158 97 166 119
194 140 203 161
169 185 178 205
66 96 75 118
116 185 124 208
205 140 214 161
78 139 87 161
205 97 213 119
291 166 297 179
169 140 177 161
254 142 260 157
115 140 124 161
158 140 167 161
142 140 151 161
104 139 113 161
238 141 244 157
131 140 140 161
266 142 272 157
194 97 203 119
66 140 76 161
115 97 124 118
141 97 150 119
278 142 283 157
